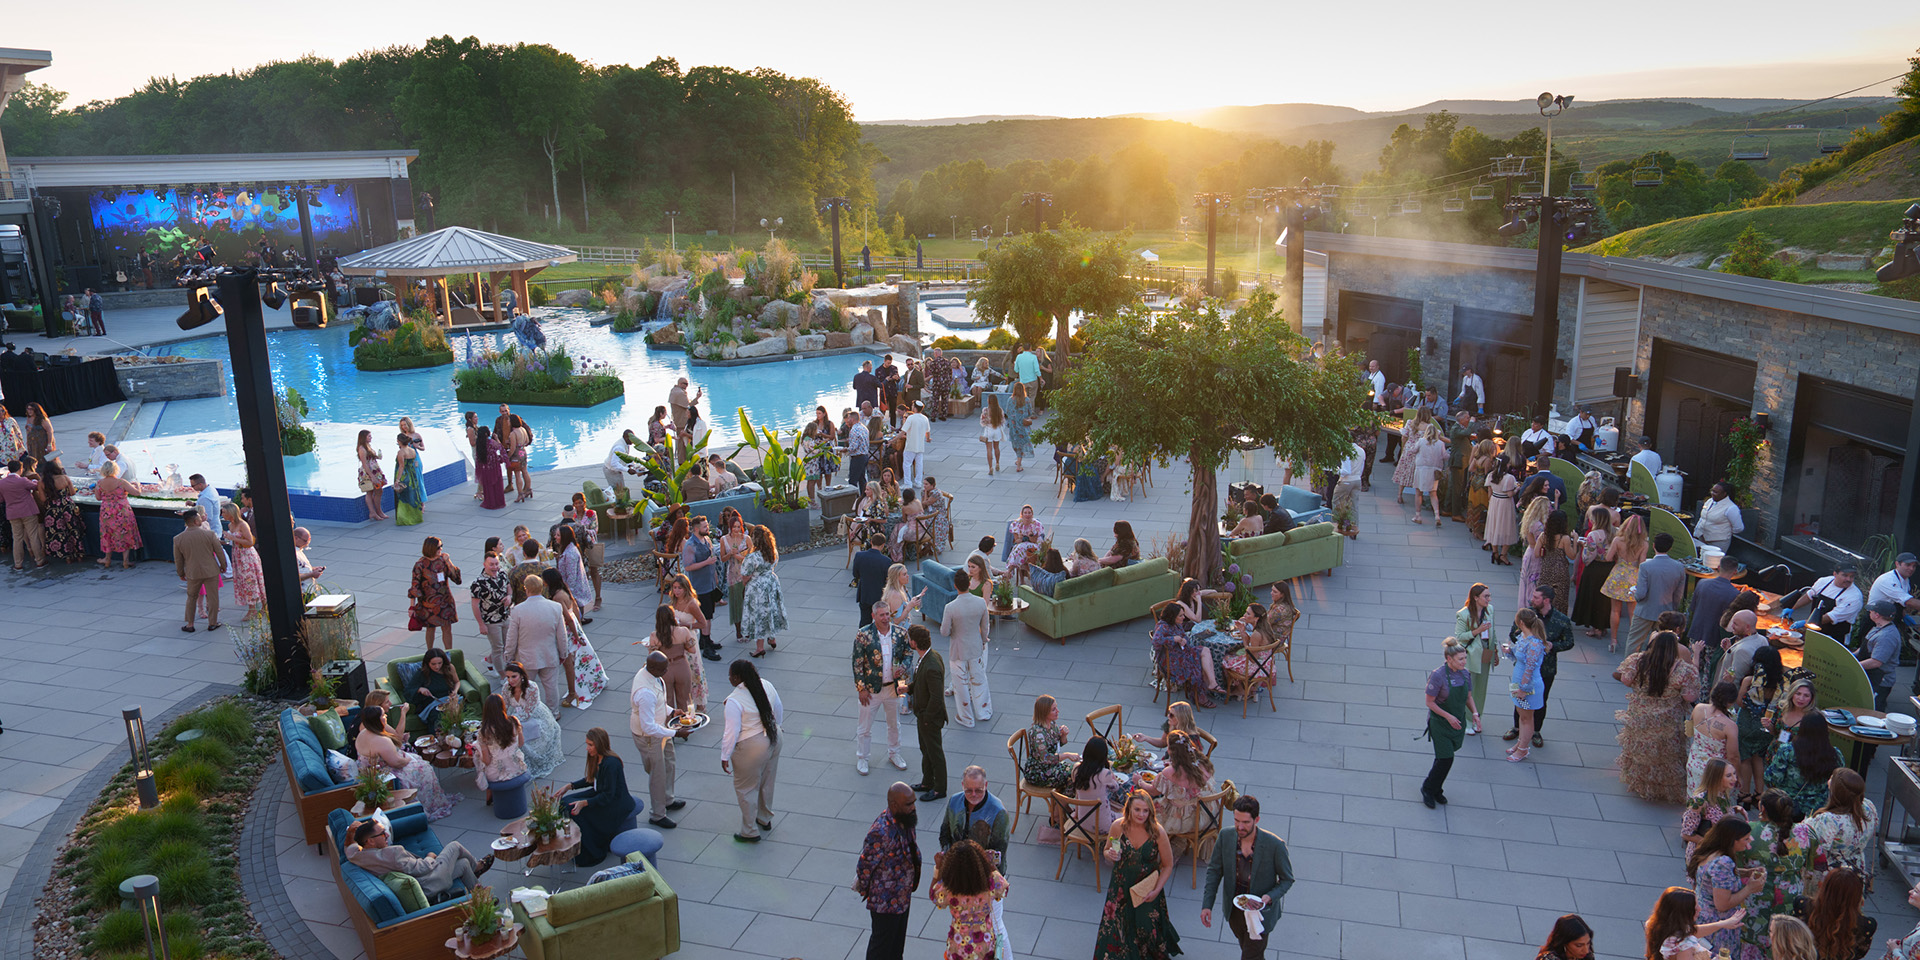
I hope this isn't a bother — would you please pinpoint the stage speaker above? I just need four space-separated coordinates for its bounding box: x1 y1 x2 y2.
390 179 414 219
1613 367 1641 399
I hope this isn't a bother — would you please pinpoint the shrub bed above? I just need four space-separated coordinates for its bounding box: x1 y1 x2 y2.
44 697 279 960
350 320 453 372
454 344 624 407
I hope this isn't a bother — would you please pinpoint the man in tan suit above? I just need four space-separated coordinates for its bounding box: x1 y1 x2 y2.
505 574 571 709
346 818 491 901
173 509 228 632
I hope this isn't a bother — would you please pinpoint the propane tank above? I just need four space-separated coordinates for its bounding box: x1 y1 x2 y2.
1594 417 1621 453
1655 465 1686 510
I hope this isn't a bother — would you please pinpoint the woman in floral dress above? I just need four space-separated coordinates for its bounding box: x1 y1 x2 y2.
1601 514 1648 653
1093 790 1181 960
1152 603 1219 709
95 461 143 568
501 663 564 779
717 510 752 643
393 430 424 525
1004 504 1046 575
541 568 606 709
739 525 789 657
1688 819 1765 958
0 404 24 465
666 574 712 711
1805 769 1878 889
1483 456 1519 563
1688 681 1741 797
1514 496 1551 611
1465 439 1494 540
38 463 85 562
1614 630 1700 803
1023 695 1078 789
354 705 457 820
1766 716 1845 818
1390 410 1429 501
355 430 388 521
930 840 1009 960
1681 758 1745 860
407 537 461 652
221 502 265 619
1742 789 1816 958
1007 381 1034 471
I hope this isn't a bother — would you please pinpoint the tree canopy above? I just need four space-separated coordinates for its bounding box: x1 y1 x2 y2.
0 39 872 243
968 227 1139 372
1039 291 1369 583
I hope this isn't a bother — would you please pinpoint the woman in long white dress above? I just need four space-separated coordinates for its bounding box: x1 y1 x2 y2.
354 698 457 820
540 568 608 708
500 663 564 779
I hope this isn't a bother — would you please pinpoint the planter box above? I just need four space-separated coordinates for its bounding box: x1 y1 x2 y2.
454 376 625 408
353 348 455 372
762 506 812 551
949 396 976 418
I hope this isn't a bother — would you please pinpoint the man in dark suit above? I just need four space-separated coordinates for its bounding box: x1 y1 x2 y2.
906 625 947 801
852 532 892 626
1200 794 1296 959
1630 532 1687 653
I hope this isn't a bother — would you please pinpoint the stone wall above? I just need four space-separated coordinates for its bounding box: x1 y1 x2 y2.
113 358 225 401
1324 252 1580 406
1624 288 1920 545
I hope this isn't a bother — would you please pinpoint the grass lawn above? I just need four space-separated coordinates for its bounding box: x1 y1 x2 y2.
1581 200 1912 260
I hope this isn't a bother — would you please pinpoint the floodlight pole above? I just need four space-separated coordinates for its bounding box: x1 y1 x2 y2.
212 270 310 694
819 198 851 289
1194 193 1231 295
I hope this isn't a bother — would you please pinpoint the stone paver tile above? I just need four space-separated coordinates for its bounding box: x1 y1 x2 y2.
1343 851 1457 896
675 899 754 949
1399 891 1525 941
736 912 862 958
1341 919 1465 960
284 875 352 925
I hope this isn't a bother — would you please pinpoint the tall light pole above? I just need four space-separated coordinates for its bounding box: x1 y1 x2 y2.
1496 193 1597 413
1266 179 1321 336
818 198 851 288
665 209 679 251
1020 192 1052 234
1193 193 1232 295
1537 92 1573 196
949 214 957 241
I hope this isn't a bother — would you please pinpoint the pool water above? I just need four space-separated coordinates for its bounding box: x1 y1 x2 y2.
143 317 867 487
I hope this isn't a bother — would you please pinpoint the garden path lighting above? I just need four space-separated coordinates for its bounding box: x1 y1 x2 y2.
131 874 171 960
123 706 157 809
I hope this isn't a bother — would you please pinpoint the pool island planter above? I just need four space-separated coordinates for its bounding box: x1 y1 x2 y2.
353 348 455 372
453 376 626 408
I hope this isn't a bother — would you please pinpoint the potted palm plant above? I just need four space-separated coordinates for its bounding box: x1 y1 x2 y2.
352 765 393 815
524 786 568 848
457 884 515 955
732 408 812 548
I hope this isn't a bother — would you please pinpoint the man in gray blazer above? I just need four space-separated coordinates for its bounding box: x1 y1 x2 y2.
1201 794 1296 959
1630 532 1687 654
505 573 571 709
346 817 491 901
939 568 994 727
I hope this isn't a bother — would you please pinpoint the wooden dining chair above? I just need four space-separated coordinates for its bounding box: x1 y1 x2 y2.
1085 705 1124 744
1048 792 1106 889
1224 636 1285 717
1005 729 1054 835
1189 728 1219 762
1178 780 1234 888
1147 600 1176 703
650 549 678 596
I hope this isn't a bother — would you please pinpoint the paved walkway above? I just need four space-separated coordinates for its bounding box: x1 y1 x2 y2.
3 350 1916 959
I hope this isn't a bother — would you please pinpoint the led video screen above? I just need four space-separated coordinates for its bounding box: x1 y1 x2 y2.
89 184 362 262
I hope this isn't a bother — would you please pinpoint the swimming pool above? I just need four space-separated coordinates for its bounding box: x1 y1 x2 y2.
140 317 870 489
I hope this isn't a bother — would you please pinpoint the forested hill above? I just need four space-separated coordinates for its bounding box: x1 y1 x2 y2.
863 117 1258 190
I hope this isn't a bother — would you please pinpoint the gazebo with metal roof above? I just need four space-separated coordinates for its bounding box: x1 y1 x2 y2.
337 225 577 327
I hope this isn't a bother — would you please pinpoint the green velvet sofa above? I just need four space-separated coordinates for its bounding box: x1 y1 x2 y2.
1224 521 1345 587
380 651 491 736
512 852 679 960
1017 556 1182 642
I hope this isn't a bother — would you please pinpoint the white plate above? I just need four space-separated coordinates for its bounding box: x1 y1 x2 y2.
1233 894 1263 910
491 837 518 851
1861 716 1889 728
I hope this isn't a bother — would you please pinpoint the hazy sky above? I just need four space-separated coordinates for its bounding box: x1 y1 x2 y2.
9 1 1916 121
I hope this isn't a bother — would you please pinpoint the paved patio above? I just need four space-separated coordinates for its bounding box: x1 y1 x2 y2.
1 325 1915 959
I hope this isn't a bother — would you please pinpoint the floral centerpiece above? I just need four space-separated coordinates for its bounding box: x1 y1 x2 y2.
434 697 465 743
353 765 392 812
277 387 316 457
1111 735 1141 773
524 786 568 845
991 576 1015 610
304 671 337 714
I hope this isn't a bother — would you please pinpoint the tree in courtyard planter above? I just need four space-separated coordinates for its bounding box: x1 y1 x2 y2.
1038 290 1370 585
969 226 1139 380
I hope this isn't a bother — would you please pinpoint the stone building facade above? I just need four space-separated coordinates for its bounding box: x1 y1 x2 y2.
1310 231 1920 569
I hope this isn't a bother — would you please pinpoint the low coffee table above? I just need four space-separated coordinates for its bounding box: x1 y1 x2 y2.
495 818 582 876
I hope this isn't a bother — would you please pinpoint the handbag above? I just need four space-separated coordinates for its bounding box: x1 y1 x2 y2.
358 477 377 493
1480 644 1497 669
1129 869 1161 907
406 614 423 632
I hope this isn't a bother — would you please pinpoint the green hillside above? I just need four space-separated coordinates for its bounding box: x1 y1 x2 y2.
863 117 1257 188
1579 200 1909 259
1795 136 1920 204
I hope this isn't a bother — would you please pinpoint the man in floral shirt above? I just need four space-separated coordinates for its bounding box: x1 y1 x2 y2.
853 602 915 776
925 347 952 421
854 782 921 960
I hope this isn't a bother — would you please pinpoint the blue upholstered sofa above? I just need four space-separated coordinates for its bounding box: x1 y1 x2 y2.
278 708 357 850
1276 486 1331 525
325 804 471 959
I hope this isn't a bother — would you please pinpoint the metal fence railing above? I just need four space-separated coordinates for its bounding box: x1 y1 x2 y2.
561 245 1291 291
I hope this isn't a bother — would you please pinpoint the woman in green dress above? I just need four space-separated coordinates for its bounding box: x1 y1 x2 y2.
1422 641 1480 809
1094 789 1181 960
393 432 425 526
1007 381 1035 472
1452 583 1495 734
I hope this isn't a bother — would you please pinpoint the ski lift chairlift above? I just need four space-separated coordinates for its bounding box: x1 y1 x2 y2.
1631 165 1664 187
1442 196 1465 213
1818 132 1843 155
1730 135 1770 161
1402 198 1422 214
1469 183 1495 202
1518 180 1544 198
1569 170 1596 194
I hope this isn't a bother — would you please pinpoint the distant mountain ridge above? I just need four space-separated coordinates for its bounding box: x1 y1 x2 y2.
862 114 1064 126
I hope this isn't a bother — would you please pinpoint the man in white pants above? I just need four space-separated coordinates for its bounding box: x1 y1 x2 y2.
939 567 994 727
853 601 914 776
900 401 931 490
604 429 644 492
630 652 693 829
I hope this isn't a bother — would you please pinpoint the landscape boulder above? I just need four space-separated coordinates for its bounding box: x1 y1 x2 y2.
760 300 803 328
889 334 921 358
1816 253 1872 271
553 288 597 308
794 333 827 353
650 324 682 345
735 336 789 359
824 331 853 349
851 324 875 346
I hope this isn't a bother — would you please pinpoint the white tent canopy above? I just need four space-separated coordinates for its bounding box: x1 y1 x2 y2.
1135 249 1160 262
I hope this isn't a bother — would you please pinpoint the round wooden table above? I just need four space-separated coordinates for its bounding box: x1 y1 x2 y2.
350 788 416 817
987 599 1029 623
495 819 582 874
446 922 523 960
